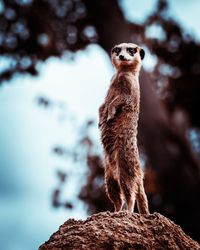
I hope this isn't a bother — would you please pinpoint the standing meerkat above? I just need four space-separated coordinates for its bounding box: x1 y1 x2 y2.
99 43 149 214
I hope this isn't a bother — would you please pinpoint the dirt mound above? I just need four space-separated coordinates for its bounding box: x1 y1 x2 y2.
39 211 200 250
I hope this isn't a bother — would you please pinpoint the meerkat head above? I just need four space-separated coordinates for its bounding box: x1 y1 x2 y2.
111 43 145 72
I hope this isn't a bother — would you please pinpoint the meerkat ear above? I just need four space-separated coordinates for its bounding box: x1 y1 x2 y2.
140 48 145 60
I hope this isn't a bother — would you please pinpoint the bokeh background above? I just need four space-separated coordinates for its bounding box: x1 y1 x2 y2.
0 0 200 249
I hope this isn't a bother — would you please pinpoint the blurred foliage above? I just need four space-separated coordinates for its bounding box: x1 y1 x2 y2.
143 0 200 128
1 0 200 126
0 0 97 81
1 0 200 242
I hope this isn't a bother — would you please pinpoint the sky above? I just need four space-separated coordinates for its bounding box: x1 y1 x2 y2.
1 1 200 249
122 0 200 40
0 45 112 250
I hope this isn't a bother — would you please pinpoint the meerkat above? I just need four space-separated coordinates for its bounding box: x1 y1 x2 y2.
99 43 149 214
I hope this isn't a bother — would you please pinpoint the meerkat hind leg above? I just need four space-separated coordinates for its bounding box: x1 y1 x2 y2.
126 193 136 213
106 176 123 212
105 159 123 212
120 176 136 213
136 182 149 214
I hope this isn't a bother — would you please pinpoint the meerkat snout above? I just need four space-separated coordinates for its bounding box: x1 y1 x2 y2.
119 55 126 61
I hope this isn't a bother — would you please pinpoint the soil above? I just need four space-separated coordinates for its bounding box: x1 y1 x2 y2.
39 211 200 250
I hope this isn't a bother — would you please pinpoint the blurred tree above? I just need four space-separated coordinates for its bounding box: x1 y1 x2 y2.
1 0 200 242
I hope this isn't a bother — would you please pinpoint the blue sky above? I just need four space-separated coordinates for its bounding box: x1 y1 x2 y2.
122 0 200 40
0 45 112 250
0 1 200 249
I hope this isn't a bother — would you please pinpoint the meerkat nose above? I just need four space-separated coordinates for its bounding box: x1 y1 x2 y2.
119 55 125 61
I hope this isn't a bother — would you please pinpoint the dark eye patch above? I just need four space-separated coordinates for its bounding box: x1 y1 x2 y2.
112 47 121 55
127 47 137 55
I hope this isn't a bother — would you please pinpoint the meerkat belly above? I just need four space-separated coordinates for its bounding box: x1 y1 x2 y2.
100 110 138 155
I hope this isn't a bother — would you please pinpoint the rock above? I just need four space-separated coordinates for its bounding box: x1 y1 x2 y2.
39 211 200 250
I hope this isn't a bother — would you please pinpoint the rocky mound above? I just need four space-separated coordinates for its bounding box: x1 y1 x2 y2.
39 211 200 250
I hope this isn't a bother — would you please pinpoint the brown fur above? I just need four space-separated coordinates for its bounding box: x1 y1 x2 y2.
99 43 149 214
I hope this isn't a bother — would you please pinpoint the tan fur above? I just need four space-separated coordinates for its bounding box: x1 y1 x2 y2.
99 43 149 214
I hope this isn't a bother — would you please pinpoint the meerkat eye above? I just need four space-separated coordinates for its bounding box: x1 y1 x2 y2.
112 47 121 55
127 47 136 55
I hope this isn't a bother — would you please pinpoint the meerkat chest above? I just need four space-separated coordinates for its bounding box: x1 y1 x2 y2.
110 73 140 103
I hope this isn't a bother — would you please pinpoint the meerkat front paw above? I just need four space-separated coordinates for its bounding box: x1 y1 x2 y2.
107 115 112 121
107 107 116 121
